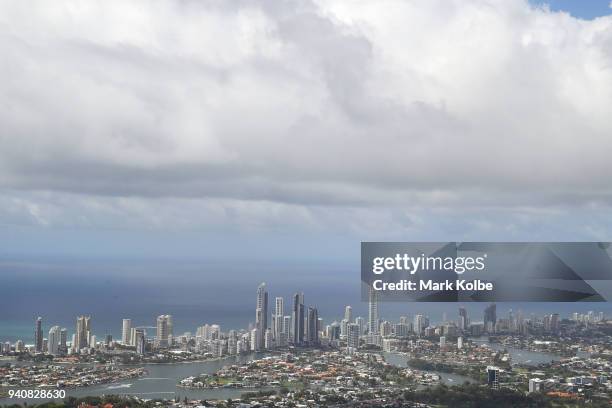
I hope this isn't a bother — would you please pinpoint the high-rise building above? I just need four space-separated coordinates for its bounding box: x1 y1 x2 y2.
264 328 274 349
379 320 392 337
75 316 91 352
228 336 238 355
255 283 268 350
273 296 284 344
283 315 291 339
209 324 220 340
48 326 61 355
329 321 341 341
344 306 353 322
484 304 497 333
347 323 360 350
368 286 379 334
340 318 349 337
59 328 67 354
355 316 366 334
487 366 500 389
156 315 171 348
393 323 410 337
34 317 43 353
458 307 469 330
414 314 425 336
122 319 132 345
250 328 258 351
550 313 560 333
134 328 146 355
529 378 542 393
439 336 446 349
307 307 319 345
292 292 305 345
167 315 174 345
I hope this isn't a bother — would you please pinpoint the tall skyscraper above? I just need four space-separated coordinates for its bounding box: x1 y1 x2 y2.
414 314 425 336
48 326 61 355
156 315 171 348
273 296 284 344
368 286 379 334
255 283 268 350
122 319 132 345
292 292 305 345
250 328 258 352
166 315 174 344
34 317 43 352
134 328 146 355
283 315 291 339
307 307 319 345
355 316 366 334
344 306 353 322
340 318 349 337
458 306 469 330
550 313 560 333
484 303 497 332
329 321 341 341
75 316 91 352
59 328 67 353
264 329 273 350
347 323 360 350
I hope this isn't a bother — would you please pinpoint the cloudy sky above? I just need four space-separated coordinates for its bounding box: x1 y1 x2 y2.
1 0 612 262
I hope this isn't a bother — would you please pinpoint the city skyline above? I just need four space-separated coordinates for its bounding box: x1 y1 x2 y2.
3 281 608 350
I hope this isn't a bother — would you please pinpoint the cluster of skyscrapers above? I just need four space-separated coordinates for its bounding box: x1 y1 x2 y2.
1 295 608 357
253 283 320 350
10 315 93 356
116 283 323 357
121 318 148 354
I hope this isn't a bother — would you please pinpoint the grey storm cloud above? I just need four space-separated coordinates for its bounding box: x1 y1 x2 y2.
1 0 612 234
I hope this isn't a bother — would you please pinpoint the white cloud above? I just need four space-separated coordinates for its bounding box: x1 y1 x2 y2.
1 0 612 235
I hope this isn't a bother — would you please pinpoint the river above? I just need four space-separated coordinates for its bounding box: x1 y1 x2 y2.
471 337 589 365
1 340 586 405
384 352 476 385
1 353 267 405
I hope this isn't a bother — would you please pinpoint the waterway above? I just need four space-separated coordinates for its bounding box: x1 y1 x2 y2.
1 353 267 405
471 337 590 365
384 352 475 385
0 340 588 405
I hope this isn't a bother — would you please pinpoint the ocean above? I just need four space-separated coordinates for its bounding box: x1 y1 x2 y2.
1 257 610 343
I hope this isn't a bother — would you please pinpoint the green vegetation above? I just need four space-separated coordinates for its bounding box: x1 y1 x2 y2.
402 384 610 408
